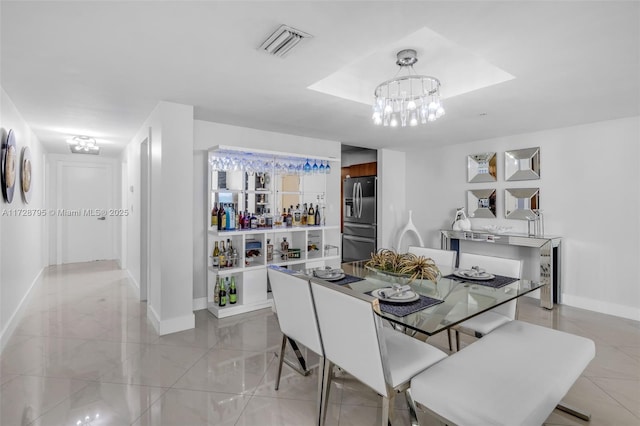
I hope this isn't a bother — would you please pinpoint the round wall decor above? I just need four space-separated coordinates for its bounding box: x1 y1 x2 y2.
1 129 17 203
21 146 33 203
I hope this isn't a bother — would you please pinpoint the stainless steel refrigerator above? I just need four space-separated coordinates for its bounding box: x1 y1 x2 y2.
343 176 377 262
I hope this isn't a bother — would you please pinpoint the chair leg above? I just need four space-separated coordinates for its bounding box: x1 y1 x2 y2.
316 356 326 426
405 389 420 426
381 396 390 426
447 329 453 352
455 329 460 352
274 334 287 391
319 359 333 426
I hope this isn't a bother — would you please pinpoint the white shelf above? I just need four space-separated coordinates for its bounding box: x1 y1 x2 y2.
208 225 333 236
208 299 273 318
207 145 340 319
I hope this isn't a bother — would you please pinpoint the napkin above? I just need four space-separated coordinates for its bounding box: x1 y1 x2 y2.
380 285 411 298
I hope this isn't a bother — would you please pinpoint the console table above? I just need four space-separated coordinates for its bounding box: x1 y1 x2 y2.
440 230 562 309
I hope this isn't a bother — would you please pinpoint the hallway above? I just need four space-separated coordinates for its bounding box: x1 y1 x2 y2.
0 261 639 425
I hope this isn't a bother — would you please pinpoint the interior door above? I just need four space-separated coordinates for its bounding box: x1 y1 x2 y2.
59 163 113 263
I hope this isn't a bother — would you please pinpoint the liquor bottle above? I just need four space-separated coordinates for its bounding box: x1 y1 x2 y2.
226 204 235 230
293 204 302 226
265 209 273 228
238 210 244 230
250 212 258 229
219 240 226 268
218 277 227 307
211 203 218 228
243 209 250 229
258 212 266 228
301 203 308 225
285 208 293 227
220 204 227 230
274 209 282 227
266 238 273 261
217 203 223 231
226 239 233 268
229 276 237 304
308 204 315 226
281 237 289 261
212 241 220 268
232 243 239 267
314 204 320 226
213 276 220 305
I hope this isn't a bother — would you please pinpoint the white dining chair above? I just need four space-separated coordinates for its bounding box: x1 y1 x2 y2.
267 267 326 422
310 279 448 426
407 246 457 270
451 253 523 351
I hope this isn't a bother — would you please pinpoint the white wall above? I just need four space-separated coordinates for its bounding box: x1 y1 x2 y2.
122 101 195 335
192 120 341 300
0 87 47 350
377 149 407 251
46 154 121 265
405 116 640 320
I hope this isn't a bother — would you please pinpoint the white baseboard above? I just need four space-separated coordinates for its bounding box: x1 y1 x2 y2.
193 297 207 311
126 269 140 295
562 294 640 321
147 304 195 336
0 267 45 352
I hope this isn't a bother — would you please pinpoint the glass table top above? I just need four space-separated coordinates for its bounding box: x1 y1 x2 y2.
310 260 543 337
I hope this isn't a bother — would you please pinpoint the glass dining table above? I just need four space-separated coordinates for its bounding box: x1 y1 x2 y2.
314 260 544 337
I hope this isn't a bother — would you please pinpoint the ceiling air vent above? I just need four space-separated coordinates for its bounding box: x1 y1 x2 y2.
259 25 312 58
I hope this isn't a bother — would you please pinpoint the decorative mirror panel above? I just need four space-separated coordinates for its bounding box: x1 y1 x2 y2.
505 147 540 181
467 152 497 183
467 188 497 218
505 188 540 220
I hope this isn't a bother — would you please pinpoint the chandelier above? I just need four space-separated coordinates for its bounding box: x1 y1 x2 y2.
372 49 445 127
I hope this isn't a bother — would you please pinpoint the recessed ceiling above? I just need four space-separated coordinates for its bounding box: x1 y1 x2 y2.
308 26 515 105
1 1 638 157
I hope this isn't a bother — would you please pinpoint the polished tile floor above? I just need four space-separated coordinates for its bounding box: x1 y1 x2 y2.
1 261 639 425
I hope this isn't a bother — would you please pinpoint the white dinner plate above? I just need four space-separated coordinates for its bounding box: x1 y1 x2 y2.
371 288 420 303
454 270 495 281
314 269 345 281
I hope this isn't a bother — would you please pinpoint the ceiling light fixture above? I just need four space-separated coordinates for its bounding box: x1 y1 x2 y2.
67 136 100 155
372 49 445 127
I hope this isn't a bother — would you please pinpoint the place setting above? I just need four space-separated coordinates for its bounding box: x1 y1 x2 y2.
367 284 444 317
444 266 519 288
312 267 364 286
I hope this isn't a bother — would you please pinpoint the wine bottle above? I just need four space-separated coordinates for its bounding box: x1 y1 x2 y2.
308 204 315 226
219 277 227 307
265 209 273 228
238 210 244 230
213 276 220 304
229 276 237 304
219 241 226 268
211 203 218 228
212 241 220 268
314 204 320 226
217 203 223 231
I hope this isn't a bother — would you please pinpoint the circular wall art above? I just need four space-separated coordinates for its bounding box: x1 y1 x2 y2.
1 129 17 203
21 146 33 204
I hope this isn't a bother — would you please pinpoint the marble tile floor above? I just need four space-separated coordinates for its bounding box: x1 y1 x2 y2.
0 260 638 425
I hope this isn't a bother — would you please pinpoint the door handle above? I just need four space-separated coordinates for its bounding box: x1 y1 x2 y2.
97 217 106 221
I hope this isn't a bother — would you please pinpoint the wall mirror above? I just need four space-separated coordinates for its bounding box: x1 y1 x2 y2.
505 147 540 181
505 188 540 219
467 152 497 183
467 188 497 218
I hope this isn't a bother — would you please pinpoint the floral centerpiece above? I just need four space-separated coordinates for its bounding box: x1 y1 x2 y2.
365 249 441 283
